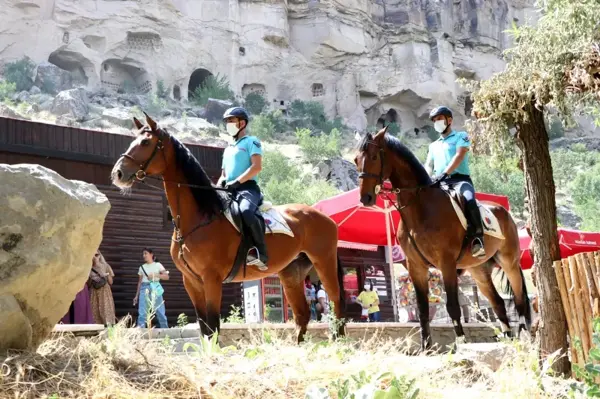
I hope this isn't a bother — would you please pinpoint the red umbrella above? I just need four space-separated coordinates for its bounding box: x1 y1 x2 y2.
519 227 600 270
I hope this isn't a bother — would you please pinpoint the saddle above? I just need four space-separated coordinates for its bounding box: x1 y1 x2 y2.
440 181 504 240
222 195 294 283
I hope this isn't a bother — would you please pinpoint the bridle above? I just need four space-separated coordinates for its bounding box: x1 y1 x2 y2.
120 128 165 181
357 139 386 196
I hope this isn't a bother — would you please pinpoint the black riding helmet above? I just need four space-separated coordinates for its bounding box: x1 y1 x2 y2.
223 107 250 122
429 106 453 121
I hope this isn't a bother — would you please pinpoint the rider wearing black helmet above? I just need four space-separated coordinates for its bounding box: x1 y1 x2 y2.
424 106 486 259
218 106 268 270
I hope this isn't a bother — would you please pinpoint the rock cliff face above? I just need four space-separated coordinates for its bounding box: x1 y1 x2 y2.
0 0 535 131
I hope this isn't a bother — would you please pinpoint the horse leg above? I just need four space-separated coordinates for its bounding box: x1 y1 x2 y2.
278 260 312 344
305 249 346 339
468 262 513 337
440 265 466 350
495 249 532 335
181 274 209 337
408 261 432 351
202 273 223 339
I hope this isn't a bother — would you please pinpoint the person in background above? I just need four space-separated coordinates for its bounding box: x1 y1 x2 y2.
315 280 330 322
88 250 116 326
357 279 381 322
60 260 94 324
304 276 317 321
134 248 169 328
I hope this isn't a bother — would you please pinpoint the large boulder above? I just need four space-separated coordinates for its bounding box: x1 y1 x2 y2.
34 62 75 95
203 98 233 124
313 157 359 191
102 107 132 128
0 164 110 350
51 88 89 121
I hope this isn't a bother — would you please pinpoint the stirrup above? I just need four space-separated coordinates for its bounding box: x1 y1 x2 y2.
247 247 268 271
471 237 486 258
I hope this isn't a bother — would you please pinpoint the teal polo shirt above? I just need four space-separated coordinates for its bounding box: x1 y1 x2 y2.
427 130 471 176
222 135 263 182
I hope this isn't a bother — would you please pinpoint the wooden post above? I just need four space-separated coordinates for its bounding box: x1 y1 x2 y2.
582 253 600 302
562 259 585 365
569 256 591 362
576 254 594 357
554 259 579 366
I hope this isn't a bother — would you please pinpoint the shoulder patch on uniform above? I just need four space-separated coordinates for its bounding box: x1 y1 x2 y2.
253 140 262 148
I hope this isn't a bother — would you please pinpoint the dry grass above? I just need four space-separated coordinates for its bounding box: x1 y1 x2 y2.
0 318 580 399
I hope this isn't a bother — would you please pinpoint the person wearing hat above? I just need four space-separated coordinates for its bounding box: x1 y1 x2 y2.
424 106 486 259
217 107 268 270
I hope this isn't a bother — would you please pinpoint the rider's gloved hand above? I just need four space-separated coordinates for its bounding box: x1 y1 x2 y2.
430 173 449 187
218 179 226 188
225 180 241 190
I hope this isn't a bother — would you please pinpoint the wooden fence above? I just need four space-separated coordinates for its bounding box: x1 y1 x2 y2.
554 251 600 367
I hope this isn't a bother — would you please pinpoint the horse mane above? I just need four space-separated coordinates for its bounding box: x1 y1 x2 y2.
358 132 432 186
169 134 225 216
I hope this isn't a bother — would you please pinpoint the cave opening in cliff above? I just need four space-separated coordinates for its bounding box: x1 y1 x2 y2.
188 68 213 99
173 85 181 101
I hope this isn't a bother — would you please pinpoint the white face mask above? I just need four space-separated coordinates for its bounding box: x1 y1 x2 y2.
434 120 447 134
364 285 371 291
226 122 240 137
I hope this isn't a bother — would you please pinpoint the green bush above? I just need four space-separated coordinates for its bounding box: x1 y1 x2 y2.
546 115 565 139
571 163 600 231
251 113 276 140
244 92 267 115
289 100 344 133
386 122 401 136
4 57 35 92
422 125 439 142
191 74 234 107
296 127 341 164
156 80 169 99
470 156 526 215
0 80 16 101
260 151 340 205
551 148 600 187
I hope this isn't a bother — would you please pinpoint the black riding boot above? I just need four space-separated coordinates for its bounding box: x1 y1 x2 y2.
464 200 486 259
247 214 269 270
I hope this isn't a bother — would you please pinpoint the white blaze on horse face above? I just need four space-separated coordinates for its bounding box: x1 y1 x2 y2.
354 131 361 142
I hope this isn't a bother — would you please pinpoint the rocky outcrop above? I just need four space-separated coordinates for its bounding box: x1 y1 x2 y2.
0 164 110 350
314 157 359 191
0 0 536 131
51 88 89 121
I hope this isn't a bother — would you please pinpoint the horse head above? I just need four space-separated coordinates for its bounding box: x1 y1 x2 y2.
111 113 170 189
355 125 390 206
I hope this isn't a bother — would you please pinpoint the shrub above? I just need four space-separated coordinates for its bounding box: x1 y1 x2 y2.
289 100 344 133
191 74 234 107
296 127 341 164
4 57 35 92
0 80 16 101
260 150 340 205
547 116 565 139
244 92 267 115
156 80 169 99
386 122 401 136
251 113 276 140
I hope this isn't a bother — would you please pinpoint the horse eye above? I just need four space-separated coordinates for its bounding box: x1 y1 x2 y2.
141 139 151 146
371 154 378 161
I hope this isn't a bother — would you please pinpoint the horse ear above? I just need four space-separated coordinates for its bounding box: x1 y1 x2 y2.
374 124 388 144
133 117 144 130
143 111 158 131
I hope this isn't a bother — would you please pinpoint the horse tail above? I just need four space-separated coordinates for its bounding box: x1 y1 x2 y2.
337 254 346 311
494 262 532 329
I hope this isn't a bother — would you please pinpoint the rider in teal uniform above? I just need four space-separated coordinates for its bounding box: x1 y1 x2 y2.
425 106 486 259
217 107 268 270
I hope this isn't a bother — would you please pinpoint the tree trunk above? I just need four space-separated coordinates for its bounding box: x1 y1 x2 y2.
516 101 570 375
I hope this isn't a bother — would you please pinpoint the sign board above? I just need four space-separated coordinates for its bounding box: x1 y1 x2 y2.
385 245 405 263
243 281 262 323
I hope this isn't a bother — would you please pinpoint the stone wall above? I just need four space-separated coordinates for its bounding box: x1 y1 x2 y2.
0 0 537 131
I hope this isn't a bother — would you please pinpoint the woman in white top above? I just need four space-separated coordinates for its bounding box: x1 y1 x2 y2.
133 248 169 328
315 280 330 322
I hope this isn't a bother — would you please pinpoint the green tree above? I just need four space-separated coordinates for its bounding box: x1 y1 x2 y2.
296 128 341 164
470 157 526 216
466 0 600 374
4 57 35 92
0 80 16 101
571 163 600 231
251 113 276 140
191 74 234 106
244 92 267 115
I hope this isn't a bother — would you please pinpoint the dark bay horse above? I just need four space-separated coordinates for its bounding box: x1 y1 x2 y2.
111 114 346 341
355 126 530 350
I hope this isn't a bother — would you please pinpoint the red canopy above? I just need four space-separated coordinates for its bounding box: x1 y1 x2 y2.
519 227 600 270
313 182 511 246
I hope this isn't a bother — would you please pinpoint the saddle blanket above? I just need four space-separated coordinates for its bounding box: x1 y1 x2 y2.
449 196 505 240
224 201 295 237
